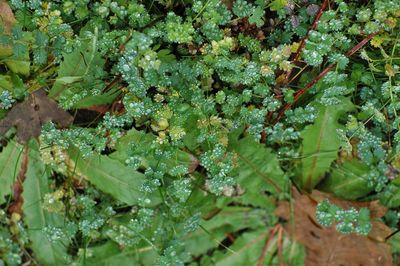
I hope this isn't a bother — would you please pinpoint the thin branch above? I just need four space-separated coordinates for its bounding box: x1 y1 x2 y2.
284 0 329 84
257 226 279 266
273 32 378 124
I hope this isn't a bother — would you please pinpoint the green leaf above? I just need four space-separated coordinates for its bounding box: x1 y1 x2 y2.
79 241 156 266
54 76 83 85
157 49 176 63
380 184 400 208
248 7 264 27
10 72 26 99
22 139 69 265
3 57 30 76
49 32 104 98
211 230 268 266
185 207 270 257
269 0 288 11
231 136 287 197
209 230 305 266
35 30 47 46
33 47 47 65
319 159 372 200
72 88 120 108
68 146 160 206
298 98 354 191
0 74 12 91
109 128 198 175
12 42 27 58
0 139 23 204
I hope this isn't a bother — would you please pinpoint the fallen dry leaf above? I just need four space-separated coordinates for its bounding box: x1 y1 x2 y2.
276 188 393 266
0 89 73 143
0 0 16 34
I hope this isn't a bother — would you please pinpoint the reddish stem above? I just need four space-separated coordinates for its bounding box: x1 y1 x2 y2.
257 226 279 266
273 32 377 124
261 0 330 144
285 0 329 83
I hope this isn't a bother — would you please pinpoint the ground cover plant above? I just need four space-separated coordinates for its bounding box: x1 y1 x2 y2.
0 0 400 265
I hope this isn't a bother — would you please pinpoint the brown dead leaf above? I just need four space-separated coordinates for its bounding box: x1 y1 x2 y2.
276 188 393 266
0 89 73 143
0 0 16 33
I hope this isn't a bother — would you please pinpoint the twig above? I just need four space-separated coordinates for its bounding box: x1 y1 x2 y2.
284 0 329 84
102 75 122 93
261 1 329 144
257 226 279 266
273 32 378 124
277 225 284 266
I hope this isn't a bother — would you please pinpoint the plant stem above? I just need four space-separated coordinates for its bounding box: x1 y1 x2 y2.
284 0 329 84
273 32 378 124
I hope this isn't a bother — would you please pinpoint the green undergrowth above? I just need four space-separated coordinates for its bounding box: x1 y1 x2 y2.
0 0 400 265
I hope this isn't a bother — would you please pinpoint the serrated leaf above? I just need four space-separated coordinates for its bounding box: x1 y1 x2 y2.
249 6 264 27
319 159 372 200
11 25 23 40
0 139 23 204
298 98 354 191
22 139 69 265
33 47 47 65
380 184 400 208
231 136 287 197
35 30 47 46
49 34 104 98
12 42 27 58
109 128 198 174
68 146 160 206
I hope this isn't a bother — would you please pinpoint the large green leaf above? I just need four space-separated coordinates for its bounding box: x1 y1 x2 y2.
68 147 160 206
209 230 305 266
0 139 23 204
49 33 104 99
78 241 156 266
319 159 372 200
22 139 69 265
185 207 271 257
210 230 268 266
298 98 354 191
230 136 287 199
